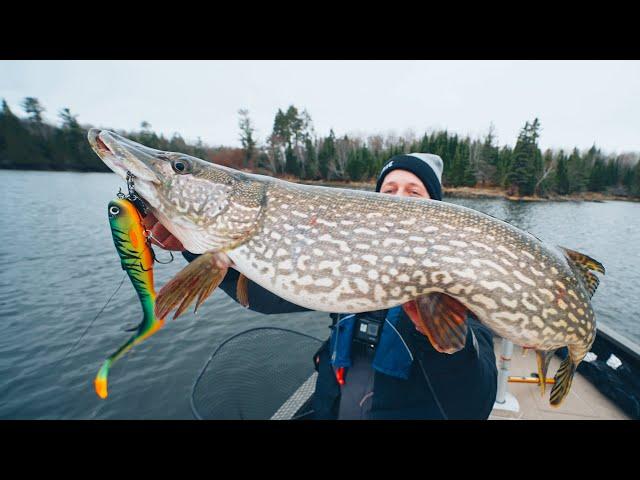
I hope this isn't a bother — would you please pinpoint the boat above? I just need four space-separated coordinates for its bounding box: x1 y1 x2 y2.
190 325 638 420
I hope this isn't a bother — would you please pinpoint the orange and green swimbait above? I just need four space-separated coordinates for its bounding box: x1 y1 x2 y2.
94 197 165 399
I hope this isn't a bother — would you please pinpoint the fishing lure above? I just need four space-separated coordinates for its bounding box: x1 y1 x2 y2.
94 196 165 399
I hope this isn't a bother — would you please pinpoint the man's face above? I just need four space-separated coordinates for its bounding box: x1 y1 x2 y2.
379 169 431 199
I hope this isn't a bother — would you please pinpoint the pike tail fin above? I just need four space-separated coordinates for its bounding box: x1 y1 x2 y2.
549 355 577 407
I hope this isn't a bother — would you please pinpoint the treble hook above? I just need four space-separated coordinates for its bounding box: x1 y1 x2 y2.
154 250 175 265
143 229 175 264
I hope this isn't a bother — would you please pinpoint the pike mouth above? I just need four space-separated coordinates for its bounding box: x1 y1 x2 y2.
94 135 111 156
88 129 208 253
88 129 160 184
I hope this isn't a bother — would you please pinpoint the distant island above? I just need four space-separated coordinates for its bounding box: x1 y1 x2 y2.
2 97 639 201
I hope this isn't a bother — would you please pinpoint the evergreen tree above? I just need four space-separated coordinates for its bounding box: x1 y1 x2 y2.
22 97 45 123
588 148 606 192
169 133 187 152
555 150 570 194
458 140 473 186
477 125 498 186
193 137 207 160
567 148 587 193
286 106 302 147
303 137 318 180
632 160 640 196
1 98 45 169
138 121 161 149
507 119 541 196
272 109 289 145
603 157 620 188
318 129 336 180
419 133 431 153
59 108 79 129
495 146 512 187
621 162 634 190
346 146 370 182
284 144 300 177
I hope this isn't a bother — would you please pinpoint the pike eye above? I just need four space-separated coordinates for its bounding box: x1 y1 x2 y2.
109 206 120 216
172 158 191 174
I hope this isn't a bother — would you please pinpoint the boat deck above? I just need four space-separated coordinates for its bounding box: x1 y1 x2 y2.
489 338 629 420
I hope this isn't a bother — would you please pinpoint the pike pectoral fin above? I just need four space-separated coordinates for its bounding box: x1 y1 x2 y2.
236 273 250 308
535 349 555 396
414 292 470 354
155 252 228 320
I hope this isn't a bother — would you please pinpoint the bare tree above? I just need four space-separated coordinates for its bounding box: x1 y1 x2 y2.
367 134 384 154
535 149 556 195
384 130 399 150
402 128 417 148
262 133 284 174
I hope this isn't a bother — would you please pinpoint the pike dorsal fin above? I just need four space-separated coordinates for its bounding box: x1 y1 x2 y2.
559 247 605 298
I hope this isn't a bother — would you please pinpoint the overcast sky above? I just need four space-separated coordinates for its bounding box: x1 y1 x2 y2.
2 60 639 154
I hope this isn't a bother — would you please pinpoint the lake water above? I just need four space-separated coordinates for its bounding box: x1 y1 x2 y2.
1 170 638 419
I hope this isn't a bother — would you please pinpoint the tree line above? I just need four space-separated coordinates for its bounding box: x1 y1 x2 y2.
0 98 208 172
2 97 639 198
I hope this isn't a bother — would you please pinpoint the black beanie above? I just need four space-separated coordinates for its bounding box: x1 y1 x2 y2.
375 153 444 201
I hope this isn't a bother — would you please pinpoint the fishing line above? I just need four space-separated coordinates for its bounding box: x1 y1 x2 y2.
417 355 449 420
55 272 127 367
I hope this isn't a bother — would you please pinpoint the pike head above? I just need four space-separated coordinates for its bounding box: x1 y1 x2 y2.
89 129 267 253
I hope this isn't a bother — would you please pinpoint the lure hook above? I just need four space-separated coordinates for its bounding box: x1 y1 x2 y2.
143 230 174 264
154 250 175 265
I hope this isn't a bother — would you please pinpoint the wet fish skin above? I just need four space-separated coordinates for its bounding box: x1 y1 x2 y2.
88 129 604 406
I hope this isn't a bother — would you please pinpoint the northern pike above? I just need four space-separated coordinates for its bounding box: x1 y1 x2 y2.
94 197 165 399
88 129 605 407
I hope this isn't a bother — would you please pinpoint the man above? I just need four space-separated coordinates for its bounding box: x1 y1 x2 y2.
144 153 498 419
